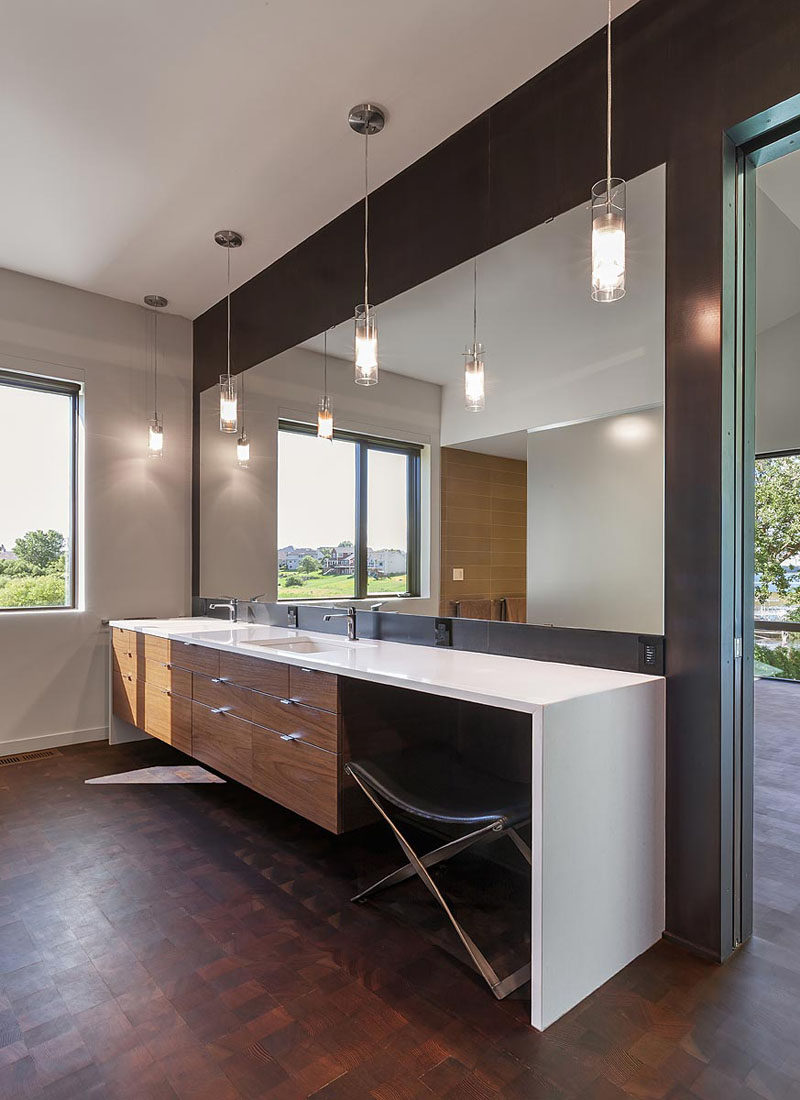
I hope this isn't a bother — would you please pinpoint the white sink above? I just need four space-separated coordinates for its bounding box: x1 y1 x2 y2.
247 637 368 654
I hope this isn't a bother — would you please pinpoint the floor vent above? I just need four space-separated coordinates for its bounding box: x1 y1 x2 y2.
0 748 60 767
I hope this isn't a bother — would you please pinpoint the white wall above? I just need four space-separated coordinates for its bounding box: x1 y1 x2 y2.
756 311 800 454
527 407 664 634
200 345 441 613
0 267 192 754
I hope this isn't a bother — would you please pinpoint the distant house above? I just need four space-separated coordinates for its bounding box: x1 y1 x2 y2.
367 548 406 576
323 542 355 575
0 544 16 561
278 545 323 571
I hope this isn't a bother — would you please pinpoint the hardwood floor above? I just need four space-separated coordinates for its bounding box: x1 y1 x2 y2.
1 701 800 1099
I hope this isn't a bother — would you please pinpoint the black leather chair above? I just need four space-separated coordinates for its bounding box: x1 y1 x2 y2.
345 746 532 999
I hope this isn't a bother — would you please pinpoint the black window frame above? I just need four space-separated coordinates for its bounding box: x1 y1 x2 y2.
0 369 80 612
277 419 422 601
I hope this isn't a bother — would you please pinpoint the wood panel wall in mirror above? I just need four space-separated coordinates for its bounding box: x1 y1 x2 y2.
199 164 665 634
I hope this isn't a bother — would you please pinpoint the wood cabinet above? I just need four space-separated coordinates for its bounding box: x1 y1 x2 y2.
252 725 338 832
111 627 356 833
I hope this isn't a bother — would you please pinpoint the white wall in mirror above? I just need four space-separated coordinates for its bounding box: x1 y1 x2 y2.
200 345 441 610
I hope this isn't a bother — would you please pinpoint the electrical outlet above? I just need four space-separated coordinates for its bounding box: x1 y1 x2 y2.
434 618 453 647
452 567 464 581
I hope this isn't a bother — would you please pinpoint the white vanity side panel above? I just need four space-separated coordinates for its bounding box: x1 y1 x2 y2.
530 708 544 1031
537 678 665 1029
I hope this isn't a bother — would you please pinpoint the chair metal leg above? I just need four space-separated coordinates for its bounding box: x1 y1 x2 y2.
346 766 531 999
507 827 532 865
352 818 504 903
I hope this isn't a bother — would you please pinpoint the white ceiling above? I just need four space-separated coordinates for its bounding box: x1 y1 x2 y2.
756 153 800 333
0 0 639 319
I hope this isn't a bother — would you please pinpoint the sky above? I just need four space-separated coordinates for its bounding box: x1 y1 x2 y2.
277 431 407 550
0 387 72 549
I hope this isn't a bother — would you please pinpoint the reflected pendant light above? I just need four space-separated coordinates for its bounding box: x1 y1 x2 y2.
317 329 334 439
464 258 485 412
144 294 168 456
236 369 250 466
591 0 626 302
215 229 243 430
348 103 386 385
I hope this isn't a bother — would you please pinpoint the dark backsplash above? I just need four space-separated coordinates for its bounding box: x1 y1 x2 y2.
192 597 664 676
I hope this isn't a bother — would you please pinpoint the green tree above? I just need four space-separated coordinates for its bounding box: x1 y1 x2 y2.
754 456 800 613
298 556 318 574
13 529 65 571
0 573 65 608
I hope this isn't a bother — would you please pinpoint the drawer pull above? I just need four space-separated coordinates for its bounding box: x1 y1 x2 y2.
280 732 302 742
161 689 171 697
279 698 294 706
211 677 230 684
211 706 232 715
300 667 314 673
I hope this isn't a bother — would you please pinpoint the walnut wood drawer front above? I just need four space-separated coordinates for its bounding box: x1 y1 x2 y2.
142 633 170 665
112 670 139 726
192 674 253 724
140 658 192 698
112 626 136 652
252 725 338 832
288 666 339 713
191 701 252 786
142 683 191 754
170 641 220 678
219 652 289 697
249 693 339 753
112 631 137 680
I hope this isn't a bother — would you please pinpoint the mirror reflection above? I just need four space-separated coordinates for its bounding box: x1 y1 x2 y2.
200 164 665 633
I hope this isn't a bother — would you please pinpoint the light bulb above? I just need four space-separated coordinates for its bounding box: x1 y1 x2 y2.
219 374 238 432
236 432 250 467
354 304 378 385
591 178 626 302
147 419 164 457
464 344 485 412
317 395 334 440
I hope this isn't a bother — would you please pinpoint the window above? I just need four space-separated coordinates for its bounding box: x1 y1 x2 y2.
754 451 800 681
0 371 79 610
277 420 421 601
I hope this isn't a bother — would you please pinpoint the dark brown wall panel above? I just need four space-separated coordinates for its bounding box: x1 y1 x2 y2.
193 0 800 960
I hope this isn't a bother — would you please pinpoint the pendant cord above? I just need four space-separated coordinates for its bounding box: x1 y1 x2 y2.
323 329 328 395
473 257 478 350
240 366 245 433
226 246 232 382
364 134 369 309
606 0 612 198
153 308 159 421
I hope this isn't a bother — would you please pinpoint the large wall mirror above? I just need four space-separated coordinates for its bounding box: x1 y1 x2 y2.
200 164 666 635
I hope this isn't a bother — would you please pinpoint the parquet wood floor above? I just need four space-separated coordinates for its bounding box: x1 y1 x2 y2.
0 681 798 1098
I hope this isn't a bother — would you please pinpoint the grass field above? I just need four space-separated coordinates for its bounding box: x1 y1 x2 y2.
277 570 407 600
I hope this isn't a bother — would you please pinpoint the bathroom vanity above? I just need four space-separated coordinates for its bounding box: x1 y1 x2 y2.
109 616 665 1030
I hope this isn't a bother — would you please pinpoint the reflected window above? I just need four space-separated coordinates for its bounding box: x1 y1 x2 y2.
277 421 420 601
754 451 800 681
0 371 79 611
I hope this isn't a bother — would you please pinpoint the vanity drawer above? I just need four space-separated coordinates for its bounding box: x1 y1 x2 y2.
112 626 137 653
192 674 253 723
142 683 191 754
142 659 192 699
289 666 339 714
192 701 252 786
142 634 170 665
252 725 338 832
112 644 137 682
220 651 289 697
250 694 339 753
112 670 139 726
170 641 220 678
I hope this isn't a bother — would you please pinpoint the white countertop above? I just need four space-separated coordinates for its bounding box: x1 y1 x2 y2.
109 617 661 713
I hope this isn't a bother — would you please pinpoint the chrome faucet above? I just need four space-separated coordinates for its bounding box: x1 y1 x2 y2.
209 598 238 623
322 606 357 641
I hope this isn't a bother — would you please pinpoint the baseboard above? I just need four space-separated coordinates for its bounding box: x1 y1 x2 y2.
662 930 724 963
0 726 107 758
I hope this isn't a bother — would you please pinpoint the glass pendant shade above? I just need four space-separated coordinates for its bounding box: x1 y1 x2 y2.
317 394 334 439
354 304 378 385
147 418 164 457
219 374 238 432
464 344 486 412
591 178 626 302
236 432 250 467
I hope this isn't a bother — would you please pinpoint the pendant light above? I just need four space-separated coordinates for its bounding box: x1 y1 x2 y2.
591 0 626 302
144 294 168 456
348 103 385 385
464 258 485 412
215 229 243 430
317 329 334 440
236 369 250 466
